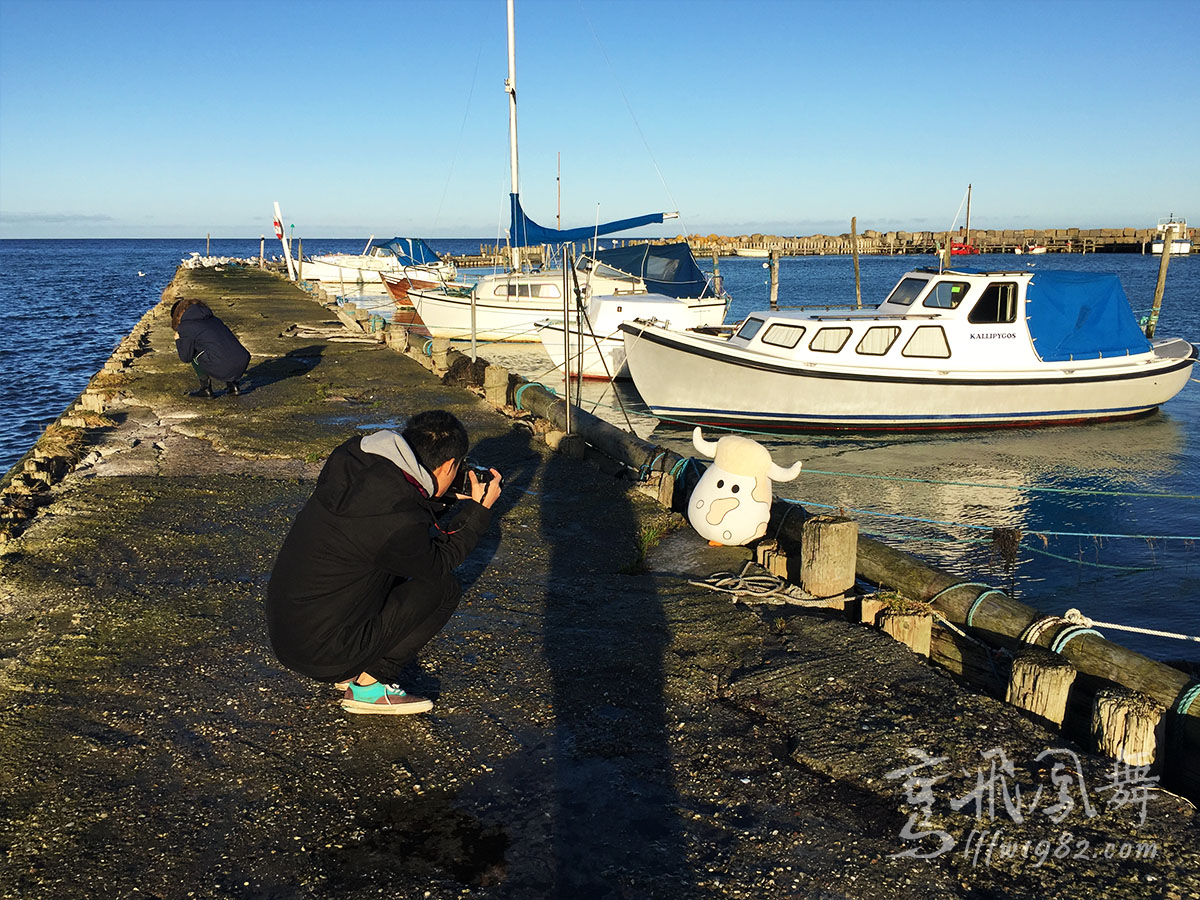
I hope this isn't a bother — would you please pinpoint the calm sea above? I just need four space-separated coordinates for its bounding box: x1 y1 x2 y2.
0 239 1196 661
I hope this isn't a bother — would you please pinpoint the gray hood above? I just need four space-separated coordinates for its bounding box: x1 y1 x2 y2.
360 430 436 497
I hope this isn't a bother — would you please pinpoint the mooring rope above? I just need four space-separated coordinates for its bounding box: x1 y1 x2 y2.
688 560 832 607
1063 607 1200 643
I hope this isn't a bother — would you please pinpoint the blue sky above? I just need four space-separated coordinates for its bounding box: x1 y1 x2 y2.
1 0 1197 239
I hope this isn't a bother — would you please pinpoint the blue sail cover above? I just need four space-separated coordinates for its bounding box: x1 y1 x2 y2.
1025 271 1150 361
370 237 443 266
509 193 666 248
585 242 711 299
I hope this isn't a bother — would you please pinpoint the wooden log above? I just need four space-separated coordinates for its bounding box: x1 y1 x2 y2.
1006 647 1076 730
511 381 683 478
1093 687 1166 770
879 610 932 657
861 595 888 627
851 216 861 309
799 515 856 598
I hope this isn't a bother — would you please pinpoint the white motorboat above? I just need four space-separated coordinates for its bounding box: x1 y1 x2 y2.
298 237 456 288
620 266 1196 431
1151 216 1192 256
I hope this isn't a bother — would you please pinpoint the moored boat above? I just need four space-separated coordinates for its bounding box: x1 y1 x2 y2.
620 267 1196 431
1151 216 1192 256
298 237 456 287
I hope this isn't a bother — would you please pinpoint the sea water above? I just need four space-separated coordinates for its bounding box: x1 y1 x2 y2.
0 240 1196 660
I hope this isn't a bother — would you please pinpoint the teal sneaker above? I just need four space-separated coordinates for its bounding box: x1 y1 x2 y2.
341 682 433 715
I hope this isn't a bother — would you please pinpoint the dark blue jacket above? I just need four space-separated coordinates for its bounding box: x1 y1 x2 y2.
175 305 250 382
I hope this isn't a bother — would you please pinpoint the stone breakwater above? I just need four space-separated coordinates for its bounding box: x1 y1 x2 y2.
1 265 1198 900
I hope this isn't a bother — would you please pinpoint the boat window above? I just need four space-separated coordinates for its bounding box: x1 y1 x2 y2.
922 281 969 309
810 327 852 353
856 326 901 355
736 317 765 340
884 277 929 306
902 325 951 358
968 282 1017 324
494 283 561 299
761 323 806 348
645 257 680 281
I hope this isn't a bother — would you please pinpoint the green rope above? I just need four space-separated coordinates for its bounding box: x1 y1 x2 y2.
514 382 556 411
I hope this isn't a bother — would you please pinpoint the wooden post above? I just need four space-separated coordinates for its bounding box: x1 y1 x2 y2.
711 250 723 296
1146 223 1174 338
431 337 451 371
297 238 303 282
259 235 265 269
799 514 857 598
768 249 780 309
851 217 862 308
206 233 210 257
484 365 509 406
755 538 788 578
1005 647 1076 730
861 594 888 626
1093 687 1166 770
880 610 932 657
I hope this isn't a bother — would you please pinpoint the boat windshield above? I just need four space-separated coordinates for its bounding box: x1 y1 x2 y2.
735 318 765 341
884 277 929 306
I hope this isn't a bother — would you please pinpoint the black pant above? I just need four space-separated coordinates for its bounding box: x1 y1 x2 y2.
361 574 462 684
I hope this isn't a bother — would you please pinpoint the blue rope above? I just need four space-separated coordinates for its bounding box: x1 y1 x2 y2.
638 451 666 482
422 339 434 357
1175 683 1200 716
1051 624 1103 654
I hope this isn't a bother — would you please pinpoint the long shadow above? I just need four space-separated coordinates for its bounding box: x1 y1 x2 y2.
540 451 694 897
240 344 325 391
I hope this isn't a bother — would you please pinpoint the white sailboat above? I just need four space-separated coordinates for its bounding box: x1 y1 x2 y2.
407 0 724 347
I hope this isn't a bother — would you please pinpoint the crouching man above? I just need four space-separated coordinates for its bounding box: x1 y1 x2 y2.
266 410 501 715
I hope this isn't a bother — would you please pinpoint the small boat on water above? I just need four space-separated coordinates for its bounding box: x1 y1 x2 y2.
1151 216 1192 256
620 266 1196 431
299 237 456 288
1014 244 1047 255
536 242 729 377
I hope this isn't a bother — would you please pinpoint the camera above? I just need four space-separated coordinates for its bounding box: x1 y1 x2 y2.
451 458 493 495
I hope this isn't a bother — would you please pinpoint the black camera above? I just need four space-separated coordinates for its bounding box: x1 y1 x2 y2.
452 458 493 495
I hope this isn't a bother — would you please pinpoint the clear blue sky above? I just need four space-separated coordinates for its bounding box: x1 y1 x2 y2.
1 0 1196 239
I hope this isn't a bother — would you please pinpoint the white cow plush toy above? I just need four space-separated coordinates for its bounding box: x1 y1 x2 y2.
688 427 803 546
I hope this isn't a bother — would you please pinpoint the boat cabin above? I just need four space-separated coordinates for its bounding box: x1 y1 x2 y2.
726 268 1152 373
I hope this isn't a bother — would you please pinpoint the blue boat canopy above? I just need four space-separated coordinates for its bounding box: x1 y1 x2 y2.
369 237 444 266
583 242 712 299
509 193 667 248
1024 271 1150 361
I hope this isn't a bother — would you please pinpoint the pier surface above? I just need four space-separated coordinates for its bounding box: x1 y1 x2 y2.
1 268 1197 899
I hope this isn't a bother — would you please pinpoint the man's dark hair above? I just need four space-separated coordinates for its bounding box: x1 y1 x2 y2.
403 410 469 475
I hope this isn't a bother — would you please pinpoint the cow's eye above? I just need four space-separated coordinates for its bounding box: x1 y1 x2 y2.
732 484 740 493
716 479 724 488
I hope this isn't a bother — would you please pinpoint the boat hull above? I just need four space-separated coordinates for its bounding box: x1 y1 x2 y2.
621 324 1197 431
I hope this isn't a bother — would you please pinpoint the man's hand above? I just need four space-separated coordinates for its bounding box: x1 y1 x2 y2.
469 468 502 509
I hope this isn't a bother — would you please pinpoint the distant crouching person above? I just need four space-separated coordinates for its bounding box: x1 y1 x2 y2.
171 297 250 398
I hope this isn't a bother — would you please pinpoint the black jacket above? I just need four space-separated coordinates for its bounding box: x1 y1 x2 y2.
265 434 492 679
175 305 250 382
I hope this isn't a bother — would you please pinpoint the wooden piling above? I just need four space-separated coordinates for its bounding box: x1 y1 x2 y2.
1093 687 1166 770
879 609 932 657
768 250 780 309
1006 646 1076 730
297 239 303 282
851 217 861 309
799 514 857 598
711 250 723 296
1146 223 1174 338
484 364 510 406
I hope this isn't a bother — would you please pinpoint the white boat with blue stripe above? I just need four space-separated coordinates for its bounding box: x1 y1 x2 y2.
619 267 1196 431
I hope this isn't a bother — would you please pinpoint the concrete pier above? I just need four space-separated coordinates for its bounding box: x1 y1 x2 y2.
1 266 1197 899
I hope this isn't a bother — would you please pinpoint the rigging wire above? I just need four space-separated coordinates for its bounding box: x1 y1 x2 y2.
433 39 486 233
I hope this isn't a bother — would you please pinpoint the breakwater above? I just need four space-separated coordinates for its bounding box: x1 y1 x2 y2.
449 224 1194 266
2 264 1197 899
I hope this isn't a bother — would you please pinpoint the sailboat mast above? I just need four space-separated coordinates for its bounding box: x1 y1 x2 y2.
965 183 972 249
506 0 520 271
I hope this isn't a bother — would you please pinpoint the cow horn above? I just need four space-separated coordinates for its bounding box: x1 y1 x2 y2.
768 460 803 482
692 426 717 458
